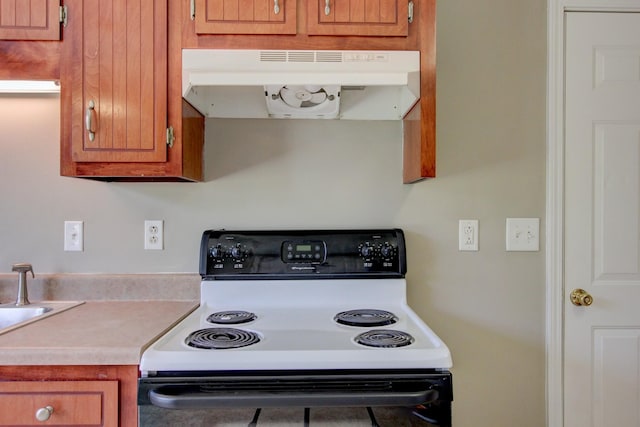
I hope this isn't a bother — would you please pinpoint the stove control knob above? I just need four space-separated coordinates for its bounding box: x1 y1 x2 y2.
380 243 395 258
359 243 375 258
231 244 246 260
210 245 225 259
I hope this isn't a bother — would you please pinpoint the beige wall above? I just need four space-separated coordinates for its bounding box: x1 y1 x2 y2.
0 0 547 425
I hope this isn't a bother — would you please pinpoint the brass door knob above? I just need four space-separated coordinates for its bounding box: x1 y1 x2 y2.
570 288 593 306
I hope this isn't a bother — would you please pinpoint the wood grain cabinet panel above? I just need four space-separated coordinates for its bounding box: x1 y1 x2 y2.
0 366 138 427
0 0 60 40
195 0 296 34
62 0 167 164
307 0 408 36
0 380 118 426
59 0 204 180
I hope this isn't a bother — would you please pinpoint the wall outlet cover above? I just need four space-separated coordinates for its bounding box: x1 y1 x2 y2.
459 219 479 251
144 220 164 250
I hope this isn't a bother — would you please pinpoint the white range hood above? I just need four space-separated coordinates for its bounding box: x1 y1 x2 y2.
182 49 420 120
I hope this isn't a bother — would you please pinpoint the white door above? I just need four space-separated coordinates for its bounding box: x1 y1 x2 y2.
564 12 640 427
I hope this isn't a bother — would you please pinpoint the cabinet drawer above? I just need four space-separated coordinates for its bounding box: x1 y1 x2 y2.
0 380 118 426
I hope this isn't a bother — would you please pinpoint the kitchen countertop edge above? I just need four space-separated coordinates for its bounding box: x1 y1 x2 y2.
0 300 199 366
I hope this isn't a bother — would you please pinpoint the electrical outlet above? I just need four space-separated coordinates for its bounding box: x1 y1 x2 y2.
506 218 540 251
459 219 479 251
64 221 84 251
144 220 164 250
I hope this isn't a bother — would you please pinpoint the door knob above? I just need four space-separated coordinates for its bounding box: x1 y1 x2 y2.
570 288 593 306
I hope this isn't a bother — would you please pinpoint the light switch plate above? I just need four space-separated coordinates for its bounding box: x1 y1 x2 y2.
64 221 84 251
506 218 540 251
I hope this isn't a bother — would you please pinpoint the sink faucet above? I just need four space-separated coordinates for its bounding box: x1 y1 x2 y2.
11 263 34 306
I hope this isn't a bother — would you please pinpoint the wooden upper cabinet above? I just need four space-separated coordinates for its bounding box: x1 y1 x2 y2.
308 0 408 36
195 0 296 35
63 0 167 163
0 0 61 40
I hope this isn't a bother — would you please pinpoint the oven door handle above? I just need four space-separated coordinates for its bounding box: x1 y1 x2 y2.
148 389 440 409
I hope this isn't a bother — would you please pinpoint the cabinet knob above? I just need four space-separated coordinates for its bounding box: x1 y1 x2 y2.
274 0 280 14
35 405 54 422
325 0 331 16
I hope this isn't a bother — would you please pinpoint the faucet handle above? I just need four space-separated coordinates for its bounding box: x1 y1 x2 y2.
12 263 34 278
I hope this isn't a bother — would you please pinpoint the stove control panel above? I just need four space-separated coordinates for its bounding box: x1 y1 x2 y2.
200 229 406 279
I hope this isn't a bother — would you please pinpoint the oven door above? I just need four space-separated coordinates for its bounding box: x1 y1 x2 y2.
138 370 452 426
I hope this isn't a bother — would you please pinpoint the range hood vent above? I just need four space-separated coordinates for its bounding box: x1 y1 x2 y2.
182 49 420 120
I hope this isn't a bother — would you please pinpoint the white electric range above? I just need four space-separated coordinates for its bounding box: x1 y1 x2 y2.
138 229 453 426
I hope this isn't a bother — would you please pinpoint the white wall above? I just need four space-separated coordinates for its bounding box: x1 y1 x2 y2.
0 0 547 425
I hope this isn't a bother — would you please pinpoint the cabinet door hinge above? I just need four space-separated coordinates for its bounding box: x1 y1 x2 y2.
59 5 68 27
166 126 175 148
408 1 414 24
190 0 196 20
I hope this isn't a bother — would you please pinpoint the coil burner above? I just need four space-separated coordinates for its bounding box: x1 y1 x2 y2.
186 328 261 350
207 310 257 325
334 309 399 327
355 329 415 348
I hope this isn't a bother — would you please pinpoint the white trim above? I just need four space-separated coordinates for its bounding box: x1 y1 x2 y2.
0 80 60 93
546 2 564 425
546 2 640 427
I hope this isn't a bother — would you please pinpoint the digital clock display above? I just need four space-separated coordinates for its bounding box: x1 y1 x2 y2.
282 240 325 263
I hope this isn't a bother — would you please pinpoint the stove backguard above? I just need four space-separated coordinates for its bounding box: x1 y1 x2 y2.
199 229 407 279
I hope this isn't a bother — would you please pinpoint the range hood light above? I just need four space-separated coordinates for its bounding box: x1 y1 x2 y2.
0 80 60 93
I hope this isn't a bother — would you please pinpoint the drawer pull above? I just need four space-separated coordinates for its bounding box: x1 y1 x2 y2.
35 405 53 422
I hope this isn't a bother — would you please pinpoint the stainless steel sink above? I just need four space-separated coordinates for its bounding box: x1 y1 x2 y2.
0 306 52 329
0 302 84 334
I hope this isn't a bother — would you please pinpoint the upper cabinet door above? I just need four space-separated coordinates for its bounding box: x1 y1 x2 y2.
195 0 296 35
65 0 168 163
0 0 61 40
308 0 408 36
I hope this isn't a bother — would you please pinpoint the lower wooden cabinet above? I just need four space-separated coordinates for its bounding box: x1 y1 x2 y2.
0 380 118 426
0 365 138 427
